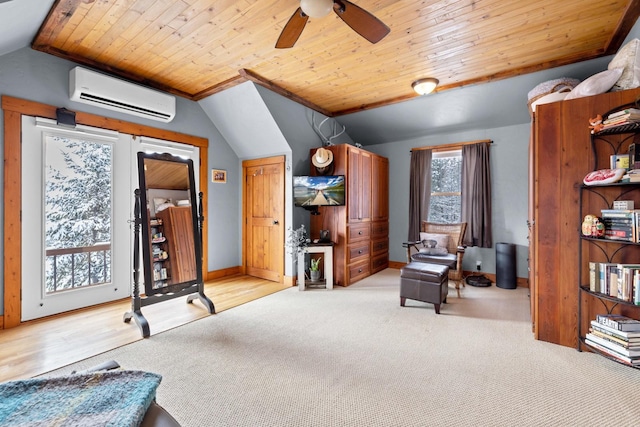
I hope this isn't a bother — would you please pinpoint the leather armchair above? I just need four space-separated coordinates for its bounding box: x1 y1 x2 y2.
403 222 467 297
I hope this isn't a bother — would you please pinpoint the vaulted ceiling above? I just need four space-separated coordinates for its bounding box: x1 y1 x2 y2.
31 0 640 117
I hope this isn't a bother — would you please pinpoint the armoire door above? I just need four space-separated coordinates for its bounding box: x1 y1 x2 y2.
347 147 372 223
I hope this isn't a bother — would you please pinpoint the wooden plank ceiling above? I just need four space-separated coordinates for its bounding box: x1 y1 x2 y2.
33 0 640 116
143 158 190 190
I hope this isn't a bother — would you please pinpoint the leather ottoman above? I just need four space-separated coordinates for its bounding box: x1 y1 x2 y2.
400 262 449 314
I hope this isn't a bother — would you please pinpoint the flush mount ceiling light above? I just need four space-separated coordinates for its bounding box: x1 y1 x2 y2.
412 78 439 95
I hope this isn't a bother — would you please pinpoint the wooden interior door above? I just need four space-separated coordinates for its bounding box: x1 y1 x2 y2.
243 156 285 282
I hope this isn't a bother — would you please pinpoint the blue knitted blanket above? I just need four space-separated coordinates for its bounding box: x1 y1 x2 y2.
0 370 162 426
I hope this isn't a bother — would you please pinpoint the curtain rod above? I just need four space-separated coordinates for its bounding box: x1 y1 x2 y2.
410 139 492 152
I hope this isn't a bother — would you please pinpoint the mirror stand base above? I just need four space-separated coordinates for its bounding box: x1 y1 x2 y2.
187 291 216 314
123 310 150 338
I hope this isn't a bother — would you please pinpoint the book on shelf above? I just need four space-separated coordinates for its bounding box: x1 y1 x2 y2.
585 333 640 357
600 209 638 218
603 263 634 298
601 118 640 131
598 262 617 296
588 328 640 348
609 265 618 298
596 314 640 331
616 265 640 301
629 144 640 169
600 209 640 243
610 154 630 169
604 229 633 239
607 108 640 120
590 320 640 340
603 115 640 125
622 169 640 181
584 338 640 366
602 218 634 226
589 261 599 293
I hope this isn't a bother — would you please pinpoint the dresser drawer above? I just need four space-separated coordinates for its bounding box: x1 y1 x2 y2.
371 252 389 273
371 238 388 255
347 223 370 243
371 221 388 238
347 242 370 263
348 261 370 283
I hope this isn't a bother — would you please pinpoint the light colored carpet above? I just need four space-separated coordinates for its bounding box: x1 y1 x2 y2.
45 269 640 426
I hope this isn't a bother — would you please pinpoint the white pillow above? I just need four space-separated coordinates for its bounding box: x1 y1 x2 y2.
529 91 569 113
608 38 640 91
419 232 449 255
419 246 448 255
564 68 624 100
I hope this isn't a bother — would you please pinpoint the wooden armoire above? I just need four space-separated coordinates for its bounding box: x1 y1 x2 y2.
157 206 197 285
530 87 640 348
310 144 389 286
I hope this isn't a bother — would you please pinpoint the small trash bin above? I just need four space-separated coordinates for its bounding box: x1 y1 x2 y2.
496 242 516 289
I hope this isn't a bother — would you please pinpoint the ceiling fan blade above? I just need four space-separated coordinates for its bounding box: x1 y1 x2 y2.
333 0 390 44
276 7 309 49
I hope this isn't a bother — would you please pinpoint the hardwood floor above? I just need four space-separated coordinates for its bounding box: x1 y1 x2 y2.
0 275 290 383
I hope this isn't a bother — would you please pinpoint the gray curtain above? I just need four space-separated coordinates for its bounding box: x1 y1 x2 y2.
407 149 432 241
461 143 492 247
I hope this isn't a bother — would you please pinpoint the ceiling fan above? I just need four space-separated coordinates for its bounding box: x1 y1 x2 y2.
275 0 390 49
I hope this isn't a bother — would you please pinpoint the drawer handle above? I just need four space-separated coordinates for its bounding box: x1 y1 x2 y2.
358 231 363 235
358 268 363 273
358 250 363 254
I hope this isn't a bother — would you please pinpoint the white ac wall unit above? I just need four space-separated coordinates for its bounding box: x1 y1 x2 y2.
69 66 176 123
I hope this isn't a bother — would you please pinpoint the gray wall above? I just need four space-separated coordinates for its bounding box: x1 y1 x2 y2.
368 122 531 279
254 84 355 233
0 47 240 314
251 78 532 279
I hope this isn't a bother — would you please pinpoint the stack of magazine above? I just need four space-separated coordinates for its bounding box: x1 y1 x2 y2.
586 314 640 366
601 108 640 131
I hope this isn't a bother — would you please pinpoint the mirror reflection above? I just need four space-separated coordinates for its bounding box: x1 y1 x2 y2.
137 152 201 295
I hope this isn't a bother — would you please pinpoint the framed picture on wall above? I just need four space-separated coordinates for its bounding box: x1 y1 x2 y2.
212 169 227 183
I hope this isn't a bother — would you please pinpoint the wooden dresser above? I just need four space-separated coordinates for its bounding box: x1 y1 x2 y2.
311 144 389 286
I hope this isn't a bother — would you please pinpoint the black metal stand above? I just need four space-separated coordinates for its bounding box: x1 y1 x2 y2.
124 190 214 338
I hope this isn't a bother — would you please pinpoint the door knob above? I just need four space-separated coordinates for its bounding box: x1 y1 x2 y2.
273 220 279 225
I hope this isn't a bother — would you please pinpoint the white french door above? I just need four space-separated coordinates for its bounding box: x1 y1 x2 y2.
21 116 133 320
20 118 201 321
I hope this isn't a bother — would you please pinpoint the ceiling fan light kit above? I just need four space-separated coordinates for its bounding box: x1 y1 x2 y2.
276 0 390 49
412 78 439 95
300 0 334 17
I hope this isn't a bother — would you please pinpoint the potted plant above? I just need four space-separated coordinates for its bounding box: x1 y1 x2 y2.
310 257 322 282
285 225 310 256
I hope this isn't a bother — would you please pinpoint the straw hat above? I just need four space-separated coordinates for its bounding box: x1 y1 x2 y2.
312 147 333 168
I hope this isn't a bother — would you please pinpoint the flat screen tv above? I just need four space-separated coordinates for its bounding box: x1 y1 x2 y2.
294 175 345 207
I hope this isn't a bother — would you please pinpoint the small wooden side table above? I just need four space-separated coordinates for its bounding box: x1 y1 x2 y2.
298 243 333 291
